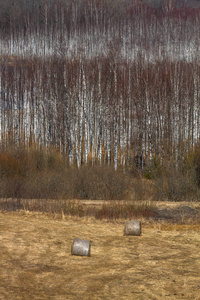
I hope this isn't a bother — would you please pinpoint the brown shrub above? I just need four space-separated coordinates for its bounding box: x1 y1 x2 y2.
0 144 200 204
70 165 131 200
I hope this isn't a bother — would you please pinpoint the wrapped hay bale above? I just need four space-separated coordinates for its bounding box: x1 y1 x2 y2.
124 220 141 236
71 238 91 256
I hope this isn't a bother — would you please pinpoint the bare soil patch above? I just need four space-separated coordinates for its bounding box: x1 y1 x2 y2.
0 210 200 300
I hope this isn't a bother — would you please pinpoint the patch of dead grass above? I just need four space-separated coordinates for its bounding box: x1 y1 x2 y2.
158 224 200 231
0 210 200 300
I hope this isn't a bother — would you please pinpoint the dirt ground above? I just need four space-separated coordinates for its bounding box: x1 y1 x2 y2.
0 209 200 300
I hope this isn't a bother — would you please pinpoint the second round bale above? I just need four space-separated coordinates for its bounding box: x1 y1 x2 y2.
124 220 141 236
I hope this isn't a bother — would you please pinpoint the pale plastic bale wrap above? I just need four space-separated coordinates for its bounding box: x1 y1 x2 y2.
124 220 141 236
71 238 91 256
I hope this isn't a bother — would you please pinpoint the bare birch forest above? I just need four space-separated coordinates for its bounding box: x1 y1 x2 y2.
1 0 200 168
1 0 200 201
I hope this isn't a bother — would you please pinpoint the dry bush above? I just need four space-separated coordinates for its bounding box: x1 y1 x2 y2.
153 171 199 201
70 165 131 200
146 155 200 202
0 146 132 200
0 146 67 199
93 202 157 220
1 144 200 204
0 152 22 178
132 178 155 200
188 145 200 188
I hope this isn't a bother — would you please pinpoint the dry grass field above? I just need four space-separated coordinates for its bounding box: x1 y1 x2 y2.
0 207 200 300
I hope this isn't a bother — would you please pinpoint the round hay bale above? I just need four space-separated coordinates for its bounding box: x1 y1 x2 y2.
124 220 141 236
71 238 91 256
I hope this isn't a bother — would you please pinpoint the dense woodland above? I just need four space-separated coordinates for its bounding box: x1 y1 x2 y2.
1 0 200 201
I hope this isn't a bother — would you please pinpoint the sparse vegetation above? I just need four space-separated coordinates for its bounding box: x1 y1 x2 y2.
1 144 200 212
0 145 132 201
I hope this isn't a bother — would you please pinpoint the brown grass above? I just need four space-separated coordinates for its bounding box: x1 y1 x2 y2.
1 198 200 223
0 210 200 300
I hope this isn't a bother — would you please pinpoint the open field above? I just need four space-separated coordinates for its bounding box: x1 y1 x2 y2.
0 208 200 300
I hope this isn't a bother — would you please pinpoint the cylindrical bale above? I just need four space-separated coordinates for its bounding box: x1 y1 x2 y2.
124 220 141 236
71 238 91 256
